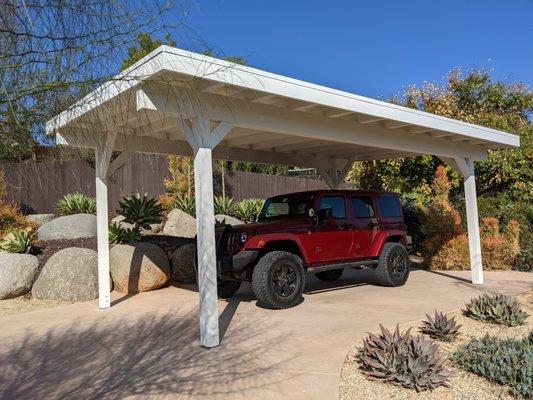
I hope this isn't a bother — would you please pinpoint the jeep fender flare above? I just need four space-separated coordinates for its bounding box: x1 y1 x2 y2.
370 230 408 257
242 233 310 264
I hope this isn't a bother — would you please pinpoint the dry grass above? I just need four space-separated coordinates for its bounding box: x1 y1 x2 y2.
0 294 66 318
339 290 532 400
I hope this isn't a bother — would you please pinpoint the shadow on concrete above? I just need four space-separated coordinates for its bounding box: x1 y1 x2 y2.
0 309 289 399
422 269 473 284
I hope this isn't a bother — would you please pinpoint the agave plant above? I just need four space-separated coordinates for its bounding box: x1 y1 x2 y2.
0 229 33 253
235 198 264 223
57 192 96 215
358 324 449 392
174 194 196 217
214 195 235 216
464 293 528 326
108 222 141 244
420 311 461 342
117 193 164 230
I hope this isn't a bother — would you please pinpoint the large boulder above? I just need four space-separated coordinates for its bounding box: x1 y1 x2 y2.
110 215 164 234
26 213 55 227
170 243 197 283
109 242 170 293
0 252 39 299
215 214 244 226
37 214 97 241
32 247 99 301
163 209 196 238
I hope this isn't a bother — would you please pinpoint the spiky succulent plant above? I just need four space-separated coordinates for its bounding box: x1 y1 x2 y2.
464 293 528 326
0 229 32 253
420 311 461 342
214 195 235 216
118 193 164 230
357 324 449 392
57 192 96 215
108 222 141 244
174 194 196 217
234 198 264 223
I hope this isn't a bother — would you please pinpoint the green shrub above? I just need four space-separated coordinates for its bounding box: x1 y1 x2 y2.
420 311 461 342
214 195 235 216
235 198 264 223
118 193 164 230
401 200 424 254
464 293 528 326
108 222 140 244
0 229 32 253
452 332 532 397
357 324 449 392
57 192 96 215
173 194 196 217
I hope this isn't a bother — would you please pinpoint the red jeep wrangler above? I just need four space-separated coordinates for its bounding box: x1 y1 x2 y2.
215 190 411 309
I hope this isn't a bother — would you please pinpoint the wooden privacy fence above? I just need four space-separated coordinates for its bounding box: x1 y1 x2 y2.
0 155 330 213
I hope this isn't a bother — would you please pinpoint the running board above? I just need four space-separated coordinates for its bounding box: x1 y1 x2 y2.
306 260 379 274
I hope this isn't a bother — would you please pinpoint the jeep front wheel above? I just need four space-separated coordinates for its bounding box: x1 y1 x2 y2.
374 242 410 287
252 251 305 309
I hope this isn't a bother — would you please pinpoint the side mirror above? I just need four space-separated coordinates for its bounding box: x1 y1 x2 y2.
308 208 318 228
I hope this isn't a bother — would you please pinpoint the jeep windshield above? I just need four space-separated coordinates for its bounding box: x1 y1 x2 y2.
258 193 314 221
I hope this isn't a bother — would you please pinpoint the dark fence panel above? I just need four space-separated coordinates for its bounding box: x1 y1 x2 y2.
0 156 330 213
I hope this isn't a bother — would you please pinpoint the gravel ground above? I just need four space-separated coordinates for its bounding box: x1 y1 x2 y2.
0 294 65 318
339 290 533 400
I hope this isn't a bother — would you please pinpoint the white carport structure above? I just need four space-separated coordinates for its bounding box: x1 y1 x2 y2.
47 46 520 348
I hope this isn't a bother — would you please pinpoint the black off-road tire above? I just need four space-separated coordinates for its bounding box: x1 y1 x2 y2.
252 251 305 309
315 268 344 281
217 279 241 299
374 242 410 287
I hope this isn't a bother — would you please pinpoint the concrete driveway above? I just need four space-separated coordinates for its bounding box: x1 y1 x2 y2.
0 268 531 399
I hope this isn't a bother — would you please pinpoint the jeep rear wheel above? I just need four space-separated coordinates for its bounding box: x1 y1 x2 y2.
315 268 344 281
252 251 305 309
217 279 241 299
374 242 410 287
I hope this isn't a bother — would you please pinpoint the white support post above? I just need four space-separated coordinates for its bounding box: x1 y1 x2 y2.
194 147 219 347
443 157 483 284
180 117 233 348
95 132 117 309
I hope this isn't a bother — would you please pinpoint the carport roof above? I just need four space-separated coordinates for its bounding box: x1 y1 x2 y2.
47 45 520 164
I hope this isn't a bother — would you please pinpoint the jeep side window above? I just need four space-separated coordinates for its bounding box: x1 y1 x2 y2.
317 196 346 219
377 195 401 218
351 196 374 218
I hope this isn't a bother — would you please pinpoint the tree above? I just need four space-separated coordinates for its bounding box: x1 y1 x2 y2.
0 0 176 162
121 33 176 71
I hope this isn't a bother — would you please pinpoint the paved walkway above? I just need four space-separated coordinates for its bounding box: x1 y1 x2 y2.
0 269 531 399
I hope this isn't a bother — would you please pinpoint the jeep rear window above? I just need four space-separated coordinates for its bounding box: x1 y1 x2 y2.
258 194 313 220
377 195 401 218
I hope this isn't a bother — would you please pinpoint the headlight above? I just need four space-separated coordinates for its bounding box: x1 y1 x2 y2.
240 232 248 243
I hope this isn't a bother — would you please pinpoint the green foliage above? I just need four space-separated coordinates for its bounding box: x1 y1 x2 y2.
464 293 528 326
108 222 140 244
401 200 424 254
0 104 36 163
214 196 235 216
0 229 32 253
452 332 532 397
117 193 164 230
173 194 196 217
357 324 449 392
121 33 176 71
235 198 264 223
420 311 461 342
57 192 96 215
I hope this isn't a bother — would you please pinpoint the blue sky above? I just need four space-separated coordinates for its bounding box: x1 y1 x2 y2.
182 0 533 99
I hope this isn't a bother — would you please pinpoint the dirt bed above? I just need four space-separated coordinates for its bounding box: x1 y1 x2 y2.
0 294 66 318
339 290 533 400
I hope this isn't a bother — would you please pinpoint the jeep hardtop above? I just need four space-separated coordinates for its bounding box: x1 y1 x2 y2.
215 189 411 309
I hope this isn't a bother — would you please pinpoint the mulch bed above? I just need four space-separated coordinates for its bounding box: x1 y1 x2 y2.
31 237 97 270
30 234 194 270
